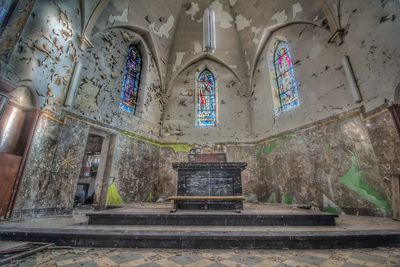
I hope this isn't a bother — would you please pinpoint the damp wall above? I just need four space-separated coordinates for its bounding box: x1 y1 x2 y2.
255 108 400 217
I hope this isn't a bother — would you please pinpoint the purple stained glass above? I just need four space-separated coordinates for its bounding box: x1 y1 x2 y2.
0 0 17 34
196 69 216 127
274 41 300 112
120 45 142 113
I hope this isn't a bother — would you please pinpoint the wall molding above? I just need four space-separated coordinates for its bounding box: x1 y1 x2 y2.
36 104 390 152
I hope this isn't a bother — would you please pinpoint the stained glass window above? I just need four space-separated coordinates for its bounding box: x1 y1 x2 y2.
274 41 300 113
196 69 216 127
0 0 18 35
119 45 142 113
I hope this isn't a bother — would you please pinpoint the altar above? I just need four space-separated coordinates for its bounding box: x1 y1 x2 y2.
172 162 247 210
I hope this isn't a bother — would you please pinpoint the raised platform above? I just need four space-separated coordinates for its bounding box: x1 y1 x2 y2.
0 203 399 249
87 204 337 226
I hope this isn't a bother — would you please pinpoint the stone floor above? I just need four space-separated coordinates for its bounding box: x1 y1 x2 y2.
8 247 400 267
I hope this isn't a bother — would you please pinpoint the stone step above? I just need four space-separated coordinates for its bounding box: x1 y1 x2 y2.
86 212 338 226
0 228 399 249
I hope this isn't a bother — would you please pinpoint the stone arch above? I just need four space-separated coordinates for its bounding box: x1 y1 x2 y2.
167 53 242 95
250 21 329 87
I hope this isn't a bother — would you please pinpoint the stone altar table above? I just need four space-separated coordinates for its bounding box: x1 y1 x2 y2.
172 162 247 210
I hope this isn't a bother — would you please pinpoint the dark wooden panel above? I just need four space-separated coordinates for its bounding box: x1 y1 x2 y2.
0 153 22 219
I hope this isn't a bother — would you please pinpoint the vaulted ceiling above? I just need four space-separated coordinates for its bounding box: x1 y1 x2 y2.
80 0 334 92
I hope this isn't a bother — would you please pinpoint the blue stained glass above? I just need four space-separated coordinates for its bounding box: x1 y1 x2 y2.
119 45 142 113
196 69 216 127
274 41 300 113
0 0 17 33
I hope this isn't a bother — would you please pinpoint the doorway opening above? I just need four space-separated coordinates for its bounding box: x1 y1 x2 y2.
74 129 113 209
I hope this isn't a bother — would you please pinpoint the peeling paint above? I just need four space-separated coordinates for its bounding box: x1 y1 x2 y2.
108 8 128 24
235 14 251 31
194 42 202 54
251 26 261 44
292 2 303 19
210 0 233 29
173 52 185 72
229 0 237 7
150 15 175 38
185 2 200 21
271 9 288 24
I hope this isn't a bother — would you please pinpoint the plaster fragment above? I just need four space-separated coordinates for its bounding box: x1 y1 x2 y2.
271 10 288 24
235 14 251 31
210 0 233 29
173 52 185 72
194 42 202 54
251 27 261 44
108 8 128 24
150 15 175 38
185 2 200 21
292 3 303 19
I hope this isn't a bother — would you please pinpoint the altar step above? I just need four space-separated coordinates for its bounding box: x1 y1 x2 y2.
87 211 338 226
1 227 399 249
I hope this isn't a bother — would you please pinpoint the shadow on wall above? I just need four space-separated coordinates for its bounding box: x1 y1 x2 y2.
395 82 400 104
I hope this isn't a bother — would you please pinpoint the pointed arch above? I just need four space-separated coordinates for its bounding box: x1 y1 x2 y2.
272 41 300 114
196 69 217 127
120 45 142 113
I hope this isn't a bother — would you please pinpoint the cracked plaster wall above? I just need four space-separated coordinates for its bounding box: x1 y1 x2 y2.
2 0 400 218
251 0 400 140
166 0 249 90
71 28 163 139
92 0 183 86
162 59 253 143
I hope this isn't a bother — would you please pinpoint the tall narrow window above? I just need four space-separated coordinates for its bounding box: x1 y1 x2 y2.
0 0 18 36
119 45 142 113
274 41 299 113
196 69 216 127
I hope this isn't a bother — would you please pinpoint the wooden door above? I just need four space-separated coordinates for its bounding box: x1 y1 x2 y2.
0 153 22 219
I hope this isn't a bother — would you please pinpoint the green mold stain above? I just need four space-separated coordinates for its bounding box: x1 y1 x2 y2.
257 143 279 157
324 204 341 214
340 155 390 213
106 181 124 206
283 193 294 205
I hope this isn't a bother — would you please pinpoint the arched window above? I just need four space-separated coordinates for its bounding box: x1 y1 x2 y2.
196 69 216 127
119 45 142 113
274 41 299 113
